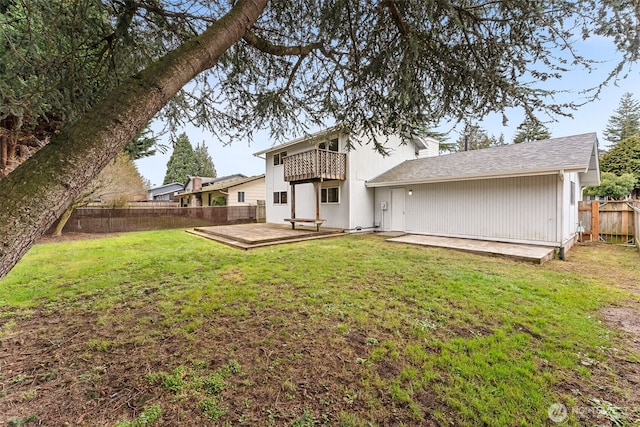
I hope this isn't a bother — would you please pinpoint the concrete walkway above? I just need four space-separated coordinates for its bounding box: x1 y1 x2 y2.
187 223 344 249
387 234 556 264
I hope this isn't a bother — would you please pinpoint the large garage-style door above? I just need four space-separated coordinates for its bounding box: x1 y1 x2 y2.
402 175 558 244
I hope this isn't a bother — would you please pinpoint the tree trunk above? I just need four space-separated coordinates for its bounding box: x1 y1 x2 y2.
52 205 76 237
0 0 268 278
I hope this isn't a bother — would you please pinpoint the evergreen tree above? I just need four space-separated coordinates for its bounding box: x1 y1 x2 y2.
125 127 160 161
603 93 640 146
163 133 197 184
451 123 504 152
512 118 551 143
194 142 217 178
600 135 640 195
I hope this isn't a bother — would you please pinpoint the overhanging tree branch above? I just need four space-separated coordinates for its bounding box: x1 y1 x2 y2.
0 0 269 278
242 31 323 56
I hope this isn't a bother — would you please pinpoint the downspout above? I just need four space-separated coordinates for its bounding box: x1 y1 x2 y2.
558 170 565 260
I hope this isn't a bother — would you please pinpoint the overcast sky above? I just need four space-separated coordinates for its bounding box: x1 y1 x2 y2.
136 35 639 188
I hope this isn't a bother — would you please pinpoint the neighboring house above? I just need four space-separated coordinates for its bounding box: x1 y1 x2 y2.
253 127 438 230
178 174 265 207
366 133 600 253
225 175 266 207
179 174 246 207
148 182 183 201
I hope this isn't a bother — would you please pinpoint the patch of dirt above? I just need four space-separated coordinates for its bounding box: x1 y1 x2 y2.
553 305 640 426
0 303 445 426
602 306 640 354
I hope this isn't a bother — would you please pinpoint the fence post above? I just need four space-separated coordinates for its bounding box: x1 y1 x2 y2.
591 201 599 242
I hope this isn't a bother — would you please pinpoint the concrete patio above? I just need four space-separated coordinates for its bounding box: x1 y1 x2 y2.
187 223 344 249
386 234 556 264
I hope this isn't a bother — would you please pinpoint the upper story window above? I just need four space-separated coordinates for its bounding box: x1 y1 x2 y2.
273 151 287 166
319 138 339 152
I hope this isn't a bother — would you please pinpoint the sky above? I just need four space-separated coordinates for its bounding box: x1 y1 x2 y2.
136 34 640 188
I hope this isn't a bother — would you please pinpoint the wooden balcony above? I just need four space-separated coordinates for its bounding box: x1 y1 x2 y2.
283 149 347 183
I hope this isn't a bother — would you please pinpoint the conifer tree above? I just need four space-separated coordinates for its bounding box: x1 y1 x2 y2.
603 93 640 146
513 118 551 143
194 142 217 178
163 133 198 184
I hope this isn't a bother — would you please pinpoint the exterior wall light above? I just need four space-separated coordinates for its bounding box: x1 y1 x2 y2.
408 189 413 196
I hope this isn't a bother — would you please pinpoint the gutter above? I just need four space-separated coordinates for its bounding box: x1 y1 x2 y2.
366 168 588 188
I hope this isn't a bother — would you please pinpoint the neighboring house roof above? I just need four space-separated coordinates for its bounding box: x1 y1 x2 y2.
148 182 183 195
183 174 247 191
152 189 181 198
252 126 428 156
224 174 265 189
366 133 600 187
204 174 248 186
180 174 265 196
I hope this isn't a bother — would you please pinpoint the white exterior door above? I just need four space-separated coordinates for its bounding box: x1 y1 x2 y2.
390 188 405 231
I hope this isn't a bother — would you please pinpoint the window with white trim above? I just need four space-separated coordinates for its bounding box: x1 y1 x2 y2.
321 187 339 203
237 191 245 203
273 191 288 204
273 151 287 166
319 138 339 152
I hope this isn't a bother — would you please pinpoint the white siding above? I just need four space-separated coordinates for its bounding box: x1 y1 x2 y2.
375 175 561 245
562 171 581 245
417 137 440 158
347 134 418 230
265 150 293 224
227 178 266 207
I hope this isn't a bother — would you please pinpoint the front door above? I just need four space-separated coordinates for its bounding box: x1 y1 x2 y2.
390 188 405 231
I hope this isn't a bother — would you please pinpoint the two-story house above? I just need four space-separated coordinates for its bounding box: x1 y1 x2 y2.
255 129 600 256
253 127 438 230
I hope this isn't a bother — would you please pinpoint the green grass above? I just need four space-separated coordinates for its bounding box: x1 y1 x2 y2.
1 230 639 426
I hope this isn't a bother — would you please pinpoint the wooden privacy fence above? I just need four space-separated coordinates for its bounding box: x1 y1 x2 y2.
578 200 638 244
47 206 257 234
633 203 640 248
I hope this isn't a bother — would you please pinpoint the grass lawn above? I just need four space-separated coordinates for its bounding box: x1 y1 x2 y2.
0 230 639 426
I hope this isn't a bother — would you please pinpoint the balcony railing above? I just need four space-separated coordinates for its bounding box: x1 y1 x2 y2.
283 149 347 182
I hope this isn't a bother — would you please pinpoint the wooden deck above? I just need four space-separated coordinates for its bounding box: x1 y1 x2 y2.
187 223 344 249
386 234 556 264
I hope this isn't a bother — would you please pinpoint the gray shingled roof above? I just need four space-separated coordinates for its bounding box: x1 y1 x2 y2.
366 133 599 187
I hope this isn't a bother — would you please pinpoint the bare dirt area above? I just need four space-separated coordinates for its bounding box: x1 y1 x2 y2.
551 243 640 425
0 304 440 426
602 307 640 355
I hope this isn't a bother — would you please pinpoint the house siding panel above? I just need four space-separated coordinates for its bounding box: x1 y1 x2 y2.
227 178 266 207
561 171 581 246
376 175 559 244
347 134 418 229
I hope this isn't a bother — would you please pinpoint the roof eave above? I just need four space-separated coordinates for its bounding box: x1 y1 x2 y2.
366 167 588 187
252 126 340 156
